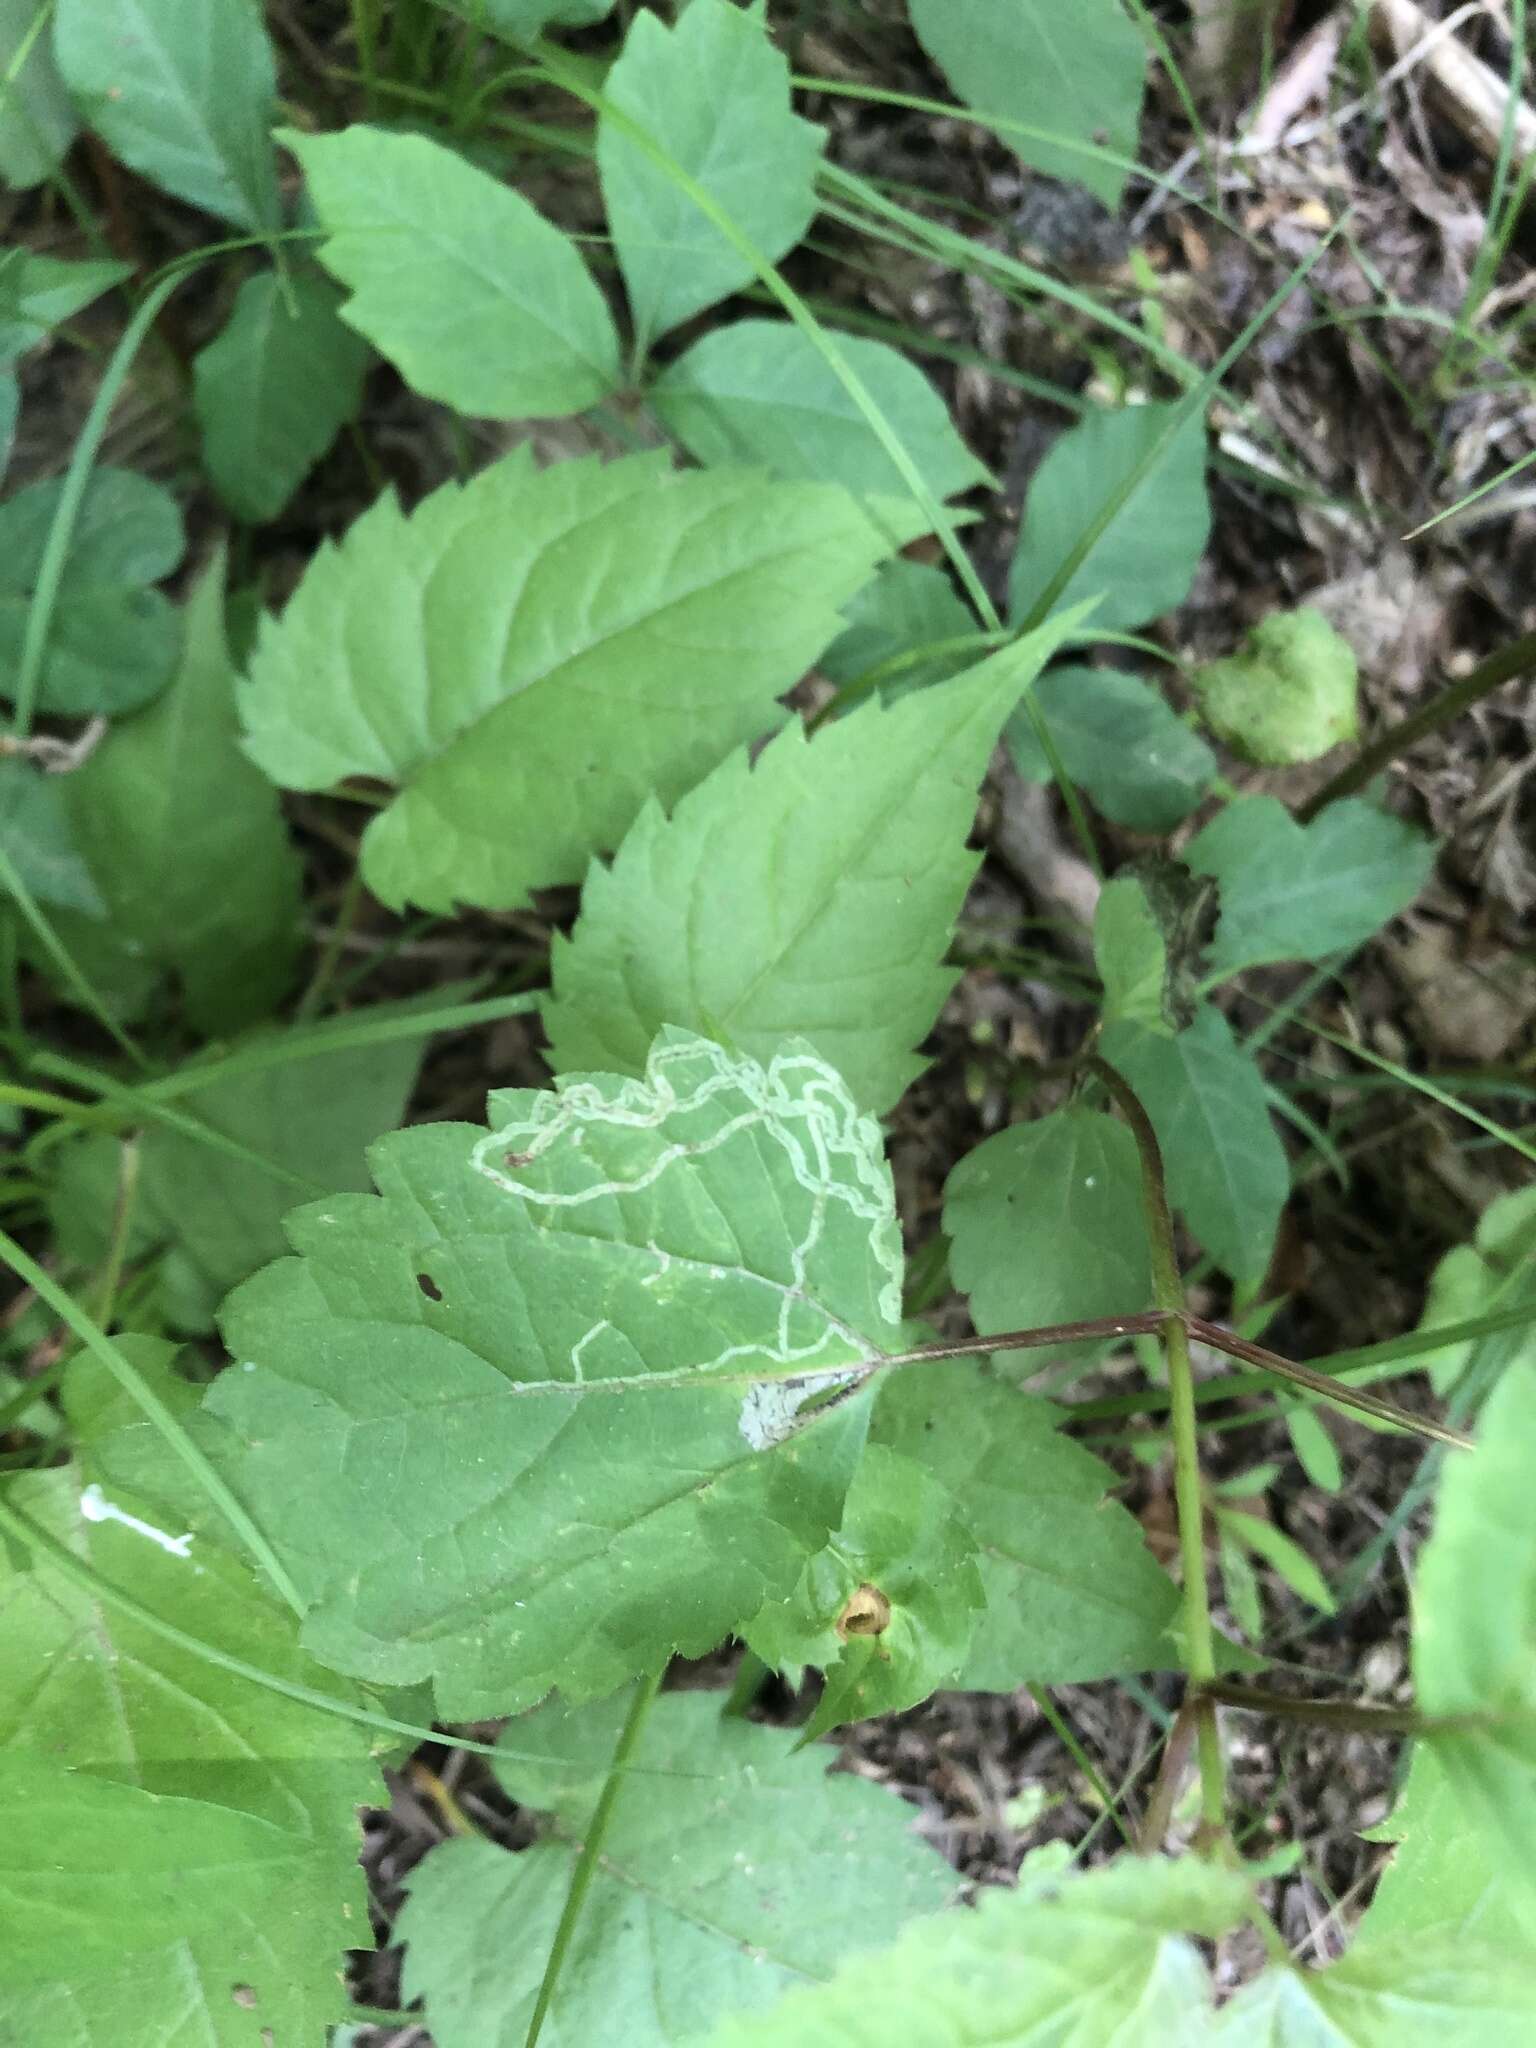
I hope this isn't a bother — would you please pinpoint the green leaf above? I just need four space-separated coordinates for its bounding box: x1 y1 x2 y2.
47 1002 431 1329
1005 664 1216 831
289 123 619 419
1361 1745 1536 1955
1008 403 1210 632
747 1443 983 1735
651 320 988 503
0 1340 378 2040
0 466 185 717
208 1031 903 1717
1101 1005 1289 1289
425 0 615 38
0 756 104 915
1415 1363 1536 1898
1215 1508 1335 1616
701 1849 1249 2045
1284 1402 1342 1492
1190 607 1359 766
1418 1184 1536 1396
909 0 1147 208
1187 796 1436 978
192 267 371 525
53 0 281 228
0 249 128 362
59 553 302 1036
1218 1526 1263 1641
817 557 976 703
1095 875 1171 1033
0 0 79 189
874 1363 1179 1686
398 1687 951 2047
239 446 906 912
545 632 1071 1115
598 0 823 349
0 367 13 482
944 1105 1152 1349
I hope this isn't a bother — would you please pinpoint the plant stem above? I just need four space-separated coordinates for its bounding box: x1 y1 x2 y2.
526 1669 664 2048
721 1647 770 1718
1196 1681 1436 1736
1087 1057 1225 1844
1297 628 1536 822
295 863 368 1023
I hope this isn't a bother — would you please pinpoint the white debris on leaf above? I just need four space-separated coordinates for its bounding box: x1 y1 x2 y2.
79 1483 194 1559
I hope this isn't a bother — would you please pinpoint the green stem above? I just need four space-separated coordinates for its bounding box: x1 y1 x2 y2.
526 1668 665 2048
1197 1681 1437 1737
295 863 368 1023
1087 1057 1225 1843
722 1648 770 1719
93 1133 140 1330
1297 628 1536 822
1026 1682 1133 1848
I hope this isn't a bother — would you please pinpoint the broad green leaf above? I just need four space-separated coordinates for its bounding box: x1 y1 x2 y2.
1418 1183 1536 1396
1415 1363 1536 1898
193 267 371 525
702 1849 1249 2045
59 555 302 1035
944 1106 1153 1348
746 1443 983 1735
598 0 823 349
0 367 12 481
0 756 103 915
47 1002 431 1329
1009 403 1210 632
1101 1006 1289 1289
1215 1508 1335 1616
1095 875 1171 1033
425 0 614 38
0 249 128 362
239 446 906 912
0 1341 378 2041
1214 1945 1536 2046
1005 663 1216 830
909 0 1147 207
290 123 619 419
651 320 989 503
53 0 281 229
0 0 78 188
397 1688 952 2047
1361 1745 1536 1955
0 466 184 716
545 632 1071 1114
817 557 976 703
874 1362 1180 1686
208 1032 902 1716
1191 607 1359 766
1188 796 1435 978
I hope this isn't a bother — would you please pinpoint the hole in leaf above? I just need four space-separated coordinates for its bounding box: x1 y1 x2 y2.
835 1583 892 1640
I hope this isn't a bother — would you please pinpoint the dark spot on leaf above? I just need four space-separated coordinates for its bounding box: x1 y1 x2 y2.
417 1272 442 1302
505 1149 534 1168
230 1986 256 2009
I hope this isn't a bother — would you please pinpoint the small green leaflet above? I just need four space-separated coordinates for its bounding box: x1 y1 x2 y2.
0 249 128 362
209 1031 904 1717
546 630 1075 1115
53 0 282 229
1102 1006 1289 1290
818 557 976 703
48 999 430 1331
1417 1183 1536 1396
0 757 104 916
1188 794 1436 977
239 447 907 911
746 1443 983 1736
289 124 620 419
598 0 823 350
873 1362 1179 1686
944 1105 1153 1348
651 320 989 504
0 1341 379 2043
0 466 184 716
909 0 1147 207
1415 1363 1536 1899
424 0 614 36
702 1851 1250 2045
1095 875 1171 1033
0 0 79 189
1009 403 1210 633
397 1688 953 2046
1005 664 1216 831
193 267 371 525
60 553 302 1036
